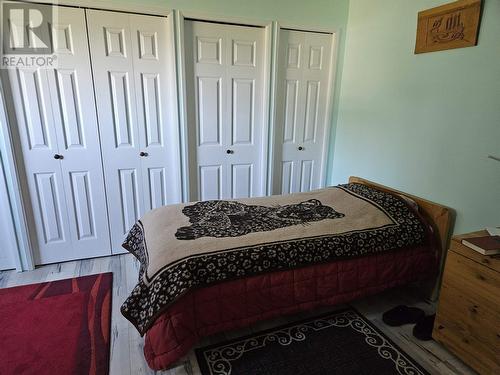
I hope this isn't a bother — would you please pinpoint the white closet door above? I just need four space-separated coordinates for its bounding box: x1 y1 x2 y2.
0 158 16 270
87 11 181 253
275 30 333 194
185 21 265 201
0 83 16 270
86 11 143 254
129 15 182 211
7 6 111 264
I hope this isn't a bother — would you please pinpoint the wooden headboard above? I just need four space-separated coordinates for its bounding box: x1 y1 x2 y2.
349 176 454 298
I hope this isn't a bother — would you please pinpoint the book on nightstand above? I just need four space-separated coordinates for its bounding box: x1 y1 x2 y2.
462 235 500 255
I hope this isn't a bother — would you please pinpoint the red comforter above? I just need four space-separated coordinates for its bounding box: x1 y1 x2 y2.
143 243 436 370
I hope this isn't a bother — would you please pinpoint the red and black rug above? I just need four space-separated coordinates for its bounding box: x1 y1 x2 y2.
0 273 112 375
196 308 430 375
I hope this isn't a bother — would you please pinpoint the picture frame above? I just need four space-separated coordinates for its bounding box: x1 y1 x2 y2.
415 0 482 54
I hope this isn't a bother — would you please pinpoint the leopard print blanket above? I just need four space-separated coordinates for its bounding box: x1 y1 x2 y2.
175 199 345 240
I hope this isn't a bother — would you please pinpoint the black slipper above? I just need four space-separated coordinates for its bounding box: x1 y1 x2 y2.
382 305 425 327
413 314 436 341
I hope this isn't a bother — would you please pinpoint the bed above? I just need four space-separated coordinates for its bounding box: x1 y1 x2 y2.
121 177 452 370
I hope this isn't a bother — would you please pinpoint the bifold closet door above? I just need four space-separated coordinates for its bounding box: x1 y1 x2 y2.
0 159 16 270
184 21 266 200
7 6 111 264
87 11 182 252
274 30 333 194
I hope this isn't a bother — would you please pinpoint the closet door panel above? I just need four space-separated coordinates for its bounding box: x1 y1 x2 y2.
197 76 223 146
147 167 167 209
297 35 331 191
299 160 314 192
227 26 264 199
48 7 111 258
34 172 66 245
87 10 144 253
109 71 135 148
53 69 85 148
232 78 254 145
8 6 110 264
129 14 182 211
185 21 227 200
199 165 223 201
281 161 294 195
119 168 142 233
0 159 17 270
186 21 265 200
88 11 181 251
303 81 320 143
9 66 73 263
283 79 299 144
274 30 333 194
275 31 302 194
231 163 253 199
141 73 162 147
14 69 55 154
68 171 96 240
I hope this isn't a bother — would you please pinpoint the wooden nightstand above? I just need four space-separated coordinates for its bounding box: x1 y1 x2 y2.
433 231 500 375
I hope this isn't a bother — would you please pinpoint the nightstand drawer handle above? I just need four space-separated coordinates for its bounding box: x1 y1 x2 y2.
468 306 478 314
476 273 486 281
438 325 444 330
481 258 490 264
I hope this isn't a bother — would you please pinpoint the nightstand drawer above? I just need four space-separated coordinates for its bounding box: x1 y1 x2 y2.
434 277 500 374
434 243 500 375
450 240 500 273
436 281 500 352
442 251 500 305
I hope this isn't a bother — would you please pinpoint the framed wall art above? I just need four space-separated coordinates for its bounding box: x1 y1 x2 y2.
415 0 482 54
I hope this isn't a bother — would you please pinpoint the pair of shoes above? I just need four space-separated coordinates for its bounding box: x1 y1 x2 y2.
382 305 435 341
413 314 436 341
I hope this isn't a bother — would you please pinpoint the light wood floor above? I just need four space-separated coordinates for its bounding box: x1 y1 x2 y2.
0 254 476 375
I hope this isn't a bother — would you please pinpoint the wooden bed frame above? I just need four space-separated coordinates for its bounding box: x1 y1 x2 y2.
128 176 455 370
349 176 454 299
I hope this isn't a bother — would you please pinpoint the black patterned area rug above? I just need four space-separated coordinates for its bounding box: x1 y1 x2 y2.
195 308 429 375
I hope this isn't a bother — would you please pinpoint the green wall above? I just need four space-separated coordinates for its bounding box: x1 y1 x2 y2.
331 0 500 234
137 0 349 28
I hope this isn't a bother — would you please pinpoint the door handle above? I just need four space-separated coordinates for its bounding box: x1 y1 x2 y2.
226 149 234 154
53 154 64 160
139 152 149 157
298 146 304 151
